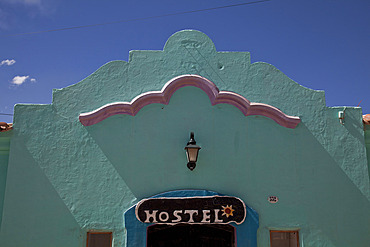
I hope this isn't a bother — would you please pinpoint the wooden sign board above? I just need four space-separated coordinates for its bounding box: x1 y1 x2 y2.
135 196 246 225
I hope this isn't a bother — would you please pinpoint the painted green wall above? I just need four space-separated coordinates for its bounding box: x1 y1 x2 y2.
365 125 370 178
0 130 12 229
0 30 369 247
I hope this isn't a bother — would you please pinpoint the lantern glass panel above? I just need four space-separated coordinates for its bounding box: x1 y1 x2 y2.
187 147 199 162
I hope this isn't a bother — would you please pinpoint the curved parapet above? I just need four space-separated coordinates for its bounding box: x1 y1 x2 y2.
79 75 301 128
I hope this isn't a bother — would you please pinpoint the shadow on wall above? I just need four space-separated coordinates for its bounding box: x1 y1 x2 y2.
338 108 366 143
0 141 82 247
289 123 370 247
85 112 370 247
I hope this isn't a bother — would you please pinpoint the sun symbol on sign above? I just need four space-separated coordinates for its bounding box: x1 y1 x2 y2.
221 205 235 218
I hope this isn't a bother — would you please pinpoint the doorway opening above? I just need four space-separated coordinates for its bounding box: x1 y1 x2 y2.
147 223 235 247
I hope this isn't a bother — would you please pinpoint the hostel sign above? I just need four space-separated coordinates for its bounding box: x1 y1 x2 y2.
135 196 246 225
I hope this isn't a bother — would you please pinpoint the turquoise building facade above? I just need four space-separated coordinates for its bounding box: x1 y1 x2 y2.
0 30 369 246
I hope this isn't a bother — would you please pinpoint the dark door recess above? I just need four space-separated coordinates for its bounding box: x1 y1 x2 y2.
147 224 235 247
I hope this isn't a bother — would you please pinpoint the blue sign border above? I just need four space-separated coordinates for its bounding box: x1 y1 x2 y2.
124 190 259 247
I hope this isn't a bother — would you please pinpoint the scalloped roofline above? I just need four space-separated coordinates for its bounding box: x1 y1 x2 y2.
79 75 301 128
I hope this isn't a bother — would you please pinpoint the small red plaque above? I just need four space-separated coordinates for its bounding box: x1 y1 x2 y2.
268 196 278 203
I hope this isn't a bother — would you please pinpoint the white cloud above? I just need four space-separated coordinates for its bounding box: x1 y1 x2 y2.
0 59 16 66
24 0 42 5
0 0 57 29
30 78 36 82
1 0 42 6
11 75 29 85
0 8 11 30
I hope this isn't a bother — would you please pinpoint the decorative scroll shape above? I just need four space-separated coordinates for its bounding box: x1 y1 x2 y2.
79 75 301 128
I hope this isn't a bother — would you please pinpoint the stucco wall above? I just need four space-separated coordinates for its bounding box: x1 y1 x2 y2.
0 30 369 247
0 130 11 229
365 125 370 177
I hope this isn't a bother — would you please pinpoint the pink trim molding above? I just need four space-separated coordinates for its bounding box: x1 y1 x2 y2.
79 75 301 128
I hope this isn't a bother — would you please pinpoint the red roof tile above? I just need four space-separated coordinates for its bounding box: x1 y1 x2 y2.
363 114 370 125
0 122 13 132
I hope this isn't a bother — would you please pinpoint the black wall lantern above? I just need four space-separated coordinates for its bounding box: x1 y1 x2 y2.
184 132 201 171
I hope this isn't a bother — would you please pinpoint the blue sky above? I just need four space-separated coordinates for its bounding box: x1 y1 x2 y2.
1 0 369 123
